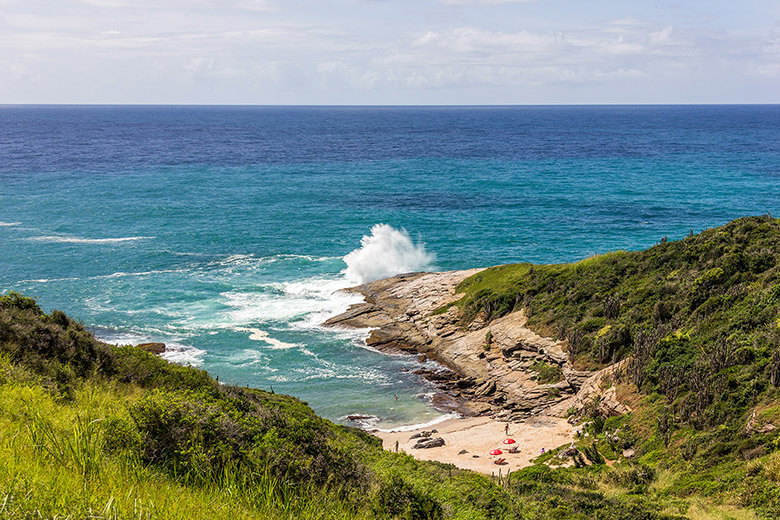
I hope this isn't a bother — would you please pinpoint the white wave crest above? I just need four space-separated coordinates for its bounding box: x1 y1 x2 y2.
374 413 460 433
238 327 299 349
17 277 81 284
26 235 155 244
220 278 363 327
212 253 337 268
0 221 21 227
343 224 434 284
93 332 206 367
160 342 207 367
91 269 186 280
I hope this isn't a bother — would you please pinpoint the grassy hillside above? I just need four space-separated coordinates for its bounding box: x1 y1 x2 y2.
0 291 691 519
3 215 780 519
455 215 780 517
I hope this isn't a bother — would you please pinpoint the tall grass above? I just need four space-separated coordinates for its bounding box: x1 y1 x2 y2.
29 412 105 480
0 380 361 520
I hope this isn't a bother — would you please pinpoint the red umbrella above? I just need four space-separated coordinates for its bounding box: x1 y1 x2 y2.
503 438 516 445
489 449 503 456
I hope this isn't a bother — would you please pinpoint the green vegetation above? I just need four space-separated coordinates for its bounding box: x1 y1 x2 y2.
531 360 563 384
3 216 780 518
454 215 780 517
458 215 780 423
0 290 682 519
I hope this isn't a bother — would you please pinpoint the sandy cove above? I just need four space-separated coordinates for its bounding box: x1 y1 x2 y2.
324 269 630 474
375 415 575 475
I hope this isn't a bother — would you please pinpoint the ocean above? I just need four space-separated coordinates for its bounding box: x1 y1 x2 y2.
1 105 778 429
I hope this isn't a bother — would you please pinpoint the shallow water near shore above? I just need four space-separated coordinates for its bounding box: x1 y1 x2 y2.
1 105 778 429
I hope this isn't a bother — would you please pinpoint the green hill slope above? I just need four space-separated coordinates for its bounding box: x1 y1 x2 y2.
456 215 780 516
0 291 688 519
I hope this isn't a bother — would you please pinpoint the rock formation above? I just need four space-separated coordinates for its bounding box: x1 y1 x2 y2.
325 269 631 421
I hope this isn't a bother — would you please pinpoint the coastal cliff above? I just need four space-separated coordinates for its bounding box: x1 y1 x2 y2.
325 269 624 421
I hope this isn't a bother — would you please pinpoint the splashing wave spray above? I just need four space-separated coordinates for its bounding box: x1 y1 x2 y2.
342 224 435 284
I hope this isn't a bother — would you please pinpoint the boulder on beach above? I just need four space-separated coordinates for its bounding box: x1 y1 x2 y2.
413 437 445 449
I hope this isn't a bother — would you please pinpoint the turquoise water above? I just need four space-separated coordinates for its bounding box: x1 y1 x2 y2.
1 105 778 428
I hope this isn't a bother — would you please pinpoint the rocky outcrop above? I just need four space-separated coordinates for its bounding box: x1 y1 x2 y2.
553 360 632 420
137 342 166 354
325 269 618 420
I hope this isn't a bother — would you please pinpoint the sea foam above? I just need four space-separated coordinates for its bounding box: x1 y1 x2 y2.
343 224 435 284
160 342 207 367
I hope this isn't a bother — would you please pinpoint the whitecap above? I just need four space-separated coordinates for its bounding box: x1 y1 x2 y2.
93 330 151 346
16 276 81 284
236 327 299 350
219 278 363 326
90 269 187 279
160 342 207 367
0 221 21 227
25 235 155 244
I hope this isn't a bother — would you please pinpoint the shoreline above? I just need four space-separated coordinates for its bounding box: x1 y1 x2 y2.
373 415 575 475
323 269 609 474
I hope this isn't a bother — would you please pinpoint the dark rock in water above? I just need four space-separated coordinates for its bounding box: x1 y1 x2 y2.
346 414 375 422
413 437 445 449
137 342 166 354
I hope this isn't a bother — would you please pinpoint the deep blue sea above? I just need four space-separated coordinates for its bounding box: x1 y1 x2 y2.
1 105 778 429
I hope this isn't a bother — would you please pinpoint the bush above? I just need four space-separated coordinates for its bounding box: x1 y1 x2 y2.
373 474 443 520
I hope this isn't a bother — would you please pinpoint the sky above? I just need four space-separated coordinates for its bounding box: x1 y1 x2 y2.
0 0 778 104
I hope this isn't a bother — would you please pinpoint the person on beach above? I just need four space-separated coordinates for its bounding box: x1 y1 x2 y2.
505 423 509 436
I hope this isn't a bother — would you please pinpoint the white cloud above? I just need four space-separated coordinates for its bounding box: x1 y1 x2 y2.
0 0 776 103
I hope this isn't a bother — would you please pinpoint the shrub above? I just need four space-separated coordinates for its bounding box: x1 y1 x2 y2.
373 474 443 520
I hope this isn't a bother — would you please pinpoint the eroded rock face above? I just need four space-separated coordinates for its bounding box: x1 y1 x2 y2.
324 269 623 421
560 360 633 420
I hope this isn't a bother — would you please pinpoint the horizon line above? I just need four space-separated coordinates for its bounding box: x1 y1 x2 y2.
1 102 779 108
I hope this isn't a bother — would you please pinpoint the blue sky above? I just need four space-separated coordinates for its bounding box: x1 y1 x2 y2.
0 0 778 104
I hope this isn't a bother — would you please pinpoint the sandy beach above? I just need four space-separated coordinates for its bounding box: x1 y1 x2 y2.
375 415 576 475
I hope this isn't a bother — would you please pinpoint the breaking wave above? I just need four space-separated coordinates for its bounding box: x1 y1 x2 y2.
343 224 435 284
